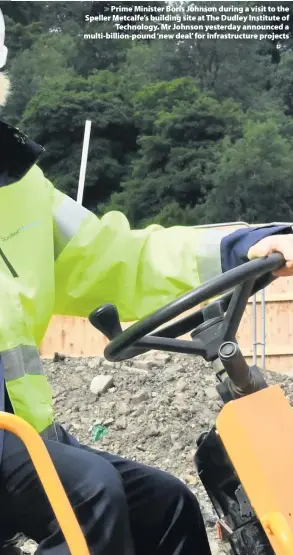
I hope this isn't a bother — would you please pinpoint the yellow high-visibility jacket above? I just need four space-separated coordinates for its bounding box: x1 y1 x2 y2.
0 119 248 440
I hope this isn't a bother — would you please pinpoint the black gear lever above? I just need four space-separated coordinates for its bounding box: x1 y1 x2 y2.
89 304 122 340
89 304 148 360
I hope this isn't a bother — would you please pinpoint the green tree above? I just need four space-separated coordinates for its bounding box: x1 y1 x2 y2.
195 118 293 223
271 51 293 116
21 70 137 209
119 29 273 110
3 34 76 124
105 78 243 226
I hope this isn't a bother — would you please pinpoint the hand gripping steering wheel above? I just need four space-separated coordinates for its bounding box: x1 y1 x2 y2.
89 254 285 366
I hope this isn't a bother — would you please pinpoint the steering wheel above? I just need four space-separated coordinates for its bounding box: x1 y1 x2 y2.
89 254 285 363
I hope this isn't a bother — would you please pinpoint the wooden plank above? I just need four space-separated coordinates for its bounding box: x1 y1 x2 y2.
265 276 293 295
248 294 293 303
245 357 293 373
242 346 293 356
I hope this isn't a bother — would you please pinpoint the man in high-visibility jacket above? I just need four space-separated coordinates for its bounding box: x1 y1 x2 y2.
1 8 293 555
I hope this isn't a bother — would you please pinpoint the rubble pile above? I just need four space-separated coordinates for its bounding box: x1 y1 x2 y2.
21 351 293 554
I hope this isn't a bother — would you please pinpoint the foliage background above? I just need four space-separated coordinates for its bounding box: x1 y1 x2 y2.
2 0 293 226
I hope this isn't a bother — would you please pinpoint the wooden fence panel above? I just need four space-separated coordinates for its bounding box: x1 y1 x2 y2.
39 289 293 372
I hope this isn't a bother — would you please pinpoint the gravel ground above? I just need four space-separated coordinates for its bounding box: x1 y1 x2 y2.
19 351 293 554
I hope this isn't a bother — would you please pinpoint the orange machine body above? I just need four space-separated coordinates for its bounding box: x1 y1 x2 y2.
217 385 293 555
0 412 89 555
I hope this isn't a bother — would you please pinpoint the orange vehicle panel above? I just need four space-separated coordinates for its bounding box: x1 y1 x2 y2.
217 385 293 555
0 412 89 555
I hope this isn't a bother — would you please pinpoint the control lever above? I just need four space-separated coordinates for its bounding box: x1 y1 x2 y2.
89 304 122 340
216 341 268 403
219 342 252 391
89 304 152 360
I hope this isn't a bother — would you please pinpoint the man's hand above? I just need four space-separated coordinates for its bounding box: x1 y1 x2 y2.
248 235 293 277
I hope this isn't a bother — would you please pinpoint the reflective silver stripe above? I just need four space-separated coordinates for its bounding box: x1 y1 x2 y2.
41 422 58 441
53 195 90 259
1 345 43 381
195 224 249 283
1 346 58 440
